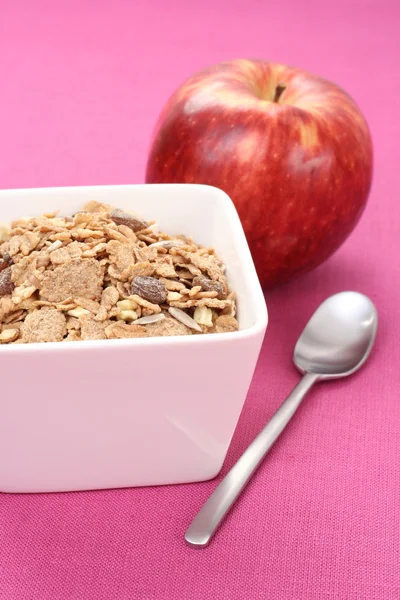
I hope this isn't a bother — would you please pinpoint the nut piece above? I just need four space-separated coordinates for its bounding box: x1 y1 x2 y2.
117 299 137 311
47 239 63 252
168 306 202 332
110 209 149 232
0 328 19 343
131 276 167 305
0 223 10 242
134 313 165 325
148 239 185 249
0 267 15 297
117 309 138 322
189 285 202 298
194 306 213 327
67 307 90 318
167 291 182 302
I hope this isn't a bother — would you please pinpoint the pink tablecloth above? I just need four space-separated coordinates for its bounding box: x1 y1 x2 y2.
0 1 398 598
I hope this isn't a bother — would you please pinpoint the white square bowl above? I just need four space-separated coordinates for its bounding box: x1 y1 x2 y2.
0 184 268 493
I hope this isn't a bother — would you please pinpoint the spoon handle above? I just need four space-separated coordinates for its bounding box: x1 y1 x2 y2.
185 371 319 548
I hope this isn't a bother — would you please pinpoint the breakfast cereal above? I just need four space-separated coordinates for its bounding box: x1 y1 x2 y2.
0 201 239 343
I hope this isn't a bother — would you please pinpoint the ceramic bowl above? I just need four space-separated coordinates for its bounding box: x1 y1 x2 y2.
0 184 268 493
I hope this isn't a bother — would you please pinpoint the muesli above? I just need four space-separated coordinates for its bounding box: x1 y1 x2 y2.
0 201 239 343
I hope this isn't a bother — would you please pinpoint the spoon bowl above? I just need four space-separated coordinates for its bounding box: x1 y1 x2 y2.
294 291 378 379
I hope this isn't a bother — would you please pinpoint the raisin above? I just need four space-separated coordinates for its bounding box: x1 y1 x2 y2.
192 275 226 299
110 209 149 232
0 267 15 297
131 276 167 305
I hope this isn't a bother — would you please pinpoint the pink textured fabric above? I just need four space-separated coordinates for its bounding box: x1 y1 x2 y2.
0 1 398 598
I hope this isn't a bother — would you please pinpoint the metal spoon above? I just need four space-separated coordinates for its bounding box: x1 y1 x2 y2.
185 291 378 548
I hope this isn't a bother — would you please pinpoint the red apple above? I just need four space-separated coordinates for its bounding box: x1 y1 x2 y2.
145 59 373 287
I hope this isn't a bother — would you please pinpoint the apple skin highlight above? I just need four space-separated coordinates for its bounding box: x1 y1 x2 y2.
146 59 373 287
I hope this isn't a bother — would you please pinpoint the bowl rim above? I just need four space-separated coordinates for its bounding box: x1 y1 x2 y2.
0 183 268 353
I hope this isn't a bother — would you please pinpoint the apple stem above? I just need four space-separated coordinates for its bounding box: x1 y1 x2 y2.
273 83 286 103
